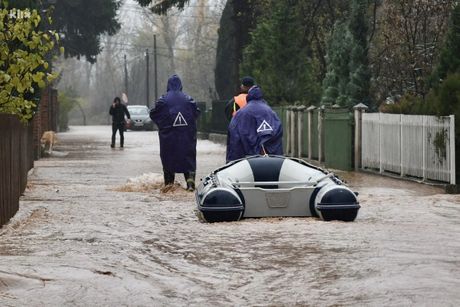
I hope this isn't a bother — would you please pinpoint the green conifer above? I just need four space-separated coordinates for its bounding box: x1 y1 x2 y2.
321 21 352 106
346 0 370 108
241 0 320 105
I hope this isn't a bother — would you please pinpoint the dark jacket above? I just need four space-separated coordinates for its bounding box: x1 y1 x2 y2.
109 103 130 124
226 86 283 162
150 75 200 172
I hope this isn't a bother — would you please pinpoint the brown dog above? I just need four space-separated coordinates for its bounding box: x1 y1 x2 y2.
40 131 57 153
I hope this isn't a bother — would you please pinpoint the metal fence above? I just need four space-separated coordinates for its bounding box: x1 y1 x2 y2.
201 103 355 170
199 102 456 183
362 113 456 184
281 106 353 170
209 100 228 134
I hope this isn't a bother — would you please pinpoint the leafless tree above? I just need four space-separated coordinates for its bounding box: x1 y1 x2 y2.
54 0 226 123
371 0 453 103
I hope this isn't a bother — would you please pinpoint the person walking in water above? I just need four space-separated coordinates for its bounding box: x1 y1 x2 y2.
109 96 130 148
149 74 200 191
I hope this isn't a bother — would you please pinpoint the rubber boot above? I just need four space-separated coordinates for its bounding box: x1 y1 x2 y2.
185 172 196 191
164 169 175 186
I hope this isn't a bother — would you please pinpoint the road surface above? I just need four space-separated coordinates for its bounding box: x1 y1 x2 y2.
0 126 459 306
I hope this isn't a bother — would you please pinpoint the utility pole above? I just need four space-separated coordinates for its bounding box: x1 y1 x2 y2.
153 34 158 102
124 54 128 97
145 49 150 107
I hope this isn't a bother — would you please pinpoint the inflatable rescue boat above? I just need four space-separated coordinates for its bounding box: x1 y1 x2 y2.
196 155 360 222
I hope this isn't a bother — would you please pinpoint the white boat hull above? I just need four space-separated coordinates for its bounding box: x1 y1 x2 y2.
196 155 360 222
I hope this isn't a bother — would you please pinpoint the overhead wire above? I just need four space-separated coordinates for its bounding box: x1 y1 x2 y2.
100 40 216 52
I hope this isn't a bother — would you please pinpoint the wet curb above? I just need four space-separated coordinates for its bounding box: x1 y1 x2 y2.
445 184 460 194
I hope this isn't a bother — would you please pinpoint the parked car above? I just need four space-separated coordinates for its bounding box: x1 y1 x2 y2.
126 105 155 131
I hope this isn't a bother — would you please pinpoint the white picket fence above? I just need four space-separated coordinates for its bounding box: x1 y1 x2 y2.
361 113 456 184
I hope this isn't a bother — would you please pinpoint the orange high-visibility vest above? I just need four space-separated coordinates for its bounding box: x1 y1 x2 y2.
232 93 248 116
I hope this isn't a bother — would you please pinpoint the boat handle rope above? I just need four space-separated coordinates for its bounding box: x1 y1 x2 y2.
230 173 334 187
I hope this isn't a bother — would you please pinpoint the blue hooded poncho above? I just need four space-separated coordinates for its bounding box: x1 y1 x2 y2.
226 86 283 162
150 75 200 172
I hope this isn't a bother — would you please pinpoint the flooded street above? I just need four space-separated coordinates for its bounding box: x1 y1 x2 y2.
0 126 459 306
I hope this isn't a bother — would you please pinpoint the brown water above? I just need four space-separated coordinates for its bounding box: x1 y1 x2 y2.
0 126 458 306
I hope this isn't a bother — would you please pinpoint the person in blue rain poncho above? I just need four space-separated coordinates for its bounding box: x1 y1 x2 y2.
150 74 200 191
226 85 283 162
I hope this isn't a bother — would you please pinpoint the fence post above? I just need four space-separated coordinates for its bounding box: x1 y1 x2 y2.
379 112 383 174
307 106 316 160
450 115 456 184
353 103 368 171
400 114 404 177
318 105 325 163
290 107 296 157
422 116 426 181
296 106 306 157
285 107 291 156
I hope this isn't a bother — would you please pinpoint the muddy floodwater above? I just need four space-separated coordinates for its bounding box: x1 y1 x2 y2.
0 126 459 306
